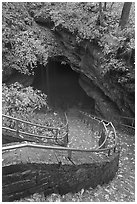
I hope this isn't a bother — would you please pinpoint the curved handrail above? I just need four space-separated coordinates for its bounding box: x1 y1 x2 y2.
2 126 55 139
120 116 135 120
91 114 135 130
2 113 68 131
96 122 108 149
2 141 117 153
3 114 58 130
2 111 118 157
119 116 135 129
78 111 117 151
2 113 69 146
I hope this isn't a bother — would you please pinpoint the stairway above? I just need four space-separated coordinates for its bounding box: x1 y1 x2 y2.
2 108 135 202
50 114 135 202
67 108 98 150
69 128 134 202
45 109 135 202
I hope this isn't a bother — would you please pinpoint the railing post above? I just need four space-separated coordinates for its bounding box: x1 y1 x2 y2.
99 129 106 148
68 149 72 159
99 121 102 136
66 124 69 144
63 133 68 147
132 119 134 128
16 120 19 137
55 129 59 143
92 119 94 131
86 119 89 127
108 149 111 156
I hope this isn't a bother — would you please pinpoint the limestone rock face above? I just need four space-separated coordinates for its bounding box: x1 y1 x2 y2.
29 4 134 120
3 2 135 120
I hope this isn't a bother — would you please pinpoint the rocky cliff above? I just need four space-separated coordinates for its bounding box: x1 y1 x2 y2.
2 2 135 119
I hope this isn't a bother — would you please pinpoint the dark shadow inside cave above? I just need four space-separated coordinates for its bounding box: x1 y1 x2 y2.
33 60 95 112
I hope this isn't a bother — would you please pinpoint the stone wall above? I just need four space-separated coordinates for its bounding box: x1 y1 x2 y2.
3 152 119 201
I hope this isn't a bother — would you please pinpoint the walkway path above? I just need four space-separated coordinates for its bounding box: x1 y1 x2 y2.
84 129 135 202
2 108 135 202
65 109 135 202
43 121 135 202
67 108 98 150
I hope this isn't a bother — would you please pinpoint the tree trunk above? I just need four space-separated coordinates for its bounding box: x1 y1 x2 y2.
110 2 114 11
103 2 107 11
119 2 132 29
97 3 103 25
97 3 107 26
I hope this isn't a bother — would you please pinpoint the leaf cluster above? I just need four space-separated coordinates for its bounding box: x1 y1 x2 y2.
29 2 135 81
2 2 135 89
2 82 67 138
2 82 48 117
2 2 58 77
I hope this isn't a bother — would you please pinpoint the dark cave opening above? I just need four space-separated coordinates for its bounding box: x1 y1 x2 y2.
33 60 95 112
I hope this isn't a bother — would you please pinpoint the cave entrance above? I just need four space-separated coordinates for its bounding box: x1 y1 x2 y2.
33 60 95 112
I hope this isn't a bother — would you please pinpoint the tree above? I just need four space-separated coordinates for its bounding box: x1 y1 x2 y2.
119 2 132 29
97 3 107 26
103 2 107 11
109 2 114 11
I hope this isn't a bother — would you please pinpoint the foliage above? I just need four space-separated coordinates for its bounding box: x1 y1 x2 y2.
2 82 66 136
96 3 135 77
2 2 135 118
30 2 134 43
2 2 56 78
28 2 135 79
2 2 135 79
2 82 56 137
2 2 33 76
2 82 48 119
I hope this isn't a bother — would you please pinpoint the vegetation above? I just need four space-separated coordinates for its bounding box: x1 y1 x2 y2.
2 82 64 137
2 82 47 117
2 2 135 77
2 1 135 130
2 2 135 202
2 82 50 133
3 2 48 78
119 2 132 30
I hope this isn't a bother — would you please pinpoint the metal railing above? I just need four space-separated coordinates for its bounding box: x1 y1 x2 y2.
78 111 117 151
2 113 69 147
119 116 135 129
2 111 118 159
